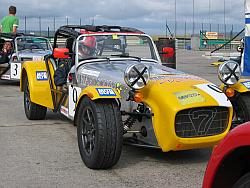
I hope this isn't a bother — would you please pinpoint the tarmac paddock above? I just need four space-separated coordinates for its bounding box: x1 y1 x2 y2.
0 49 221 188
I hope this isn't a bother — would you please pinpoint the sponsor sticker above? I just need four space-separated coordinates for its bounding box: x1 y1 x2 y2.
175 90 205 105
1 74 11 80
112 34 118 39
60 106 68 117
241 81 250 90
96 88 117 96
33 56 43 61
36 71 48 81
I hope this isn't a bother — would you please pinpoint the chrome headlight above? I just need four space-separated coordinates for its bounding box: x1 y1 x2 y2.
124 64 149 90
218 60 241 85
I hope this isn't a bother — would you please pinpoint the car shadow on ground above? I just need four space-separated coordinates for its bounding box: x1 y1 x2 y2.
45 110 71 122
116 144 212 169
0 80 19 86
41 111 213 170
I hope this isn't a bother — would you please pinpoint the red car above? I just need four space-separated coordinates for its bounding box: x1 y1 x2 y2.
203 122 250 188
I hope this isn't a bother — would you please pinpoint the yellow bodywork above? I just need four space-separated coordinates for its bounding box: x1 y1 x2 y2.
139 77 233 152
20 60 121 111
20 60 55 109
20 59 233 152
211 61 223 67
220 78 250 93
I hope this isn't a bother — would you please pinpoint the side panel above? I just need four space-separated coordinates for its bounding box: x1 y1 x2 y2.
20 60 55 109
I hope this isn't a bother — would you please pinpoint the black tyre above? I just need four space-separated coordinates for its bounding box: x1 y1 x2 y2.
24 78 47 120
233 172 250 188
233 93 250 125
76 97 123 169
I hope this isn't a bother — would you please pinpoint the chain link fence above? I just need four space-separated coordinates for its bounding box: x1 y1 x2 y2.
16 16 244 50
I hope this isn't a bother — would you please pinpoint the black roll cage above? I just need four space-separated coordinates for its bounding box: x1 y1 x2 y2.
53 25 144 49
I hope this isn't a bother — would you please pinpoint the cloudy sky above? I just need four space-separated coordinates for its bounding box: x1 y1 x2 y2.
0 0 246 35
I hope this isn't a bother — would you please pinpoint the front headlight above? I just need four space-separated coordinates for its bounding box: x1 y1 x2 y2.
218 60 241 85
124 64 149 90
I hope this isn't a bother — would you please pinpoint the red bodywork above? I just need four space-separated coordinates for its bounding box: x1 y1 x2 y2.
202 122 250 188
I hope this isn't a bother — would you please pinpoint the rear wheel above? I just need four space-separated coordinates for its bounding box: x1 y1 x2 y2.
24 78 47 120
76 97 123 169
233 172 250 188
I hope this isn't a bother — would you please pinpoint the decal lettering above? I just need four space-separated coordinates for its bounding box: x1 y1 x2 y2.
96 88 116 96
36 71 48 80
1 74 11 80
33 56 43 61
159 75 204 84
60 106 68 117
241 81 250 89
175 90 205 105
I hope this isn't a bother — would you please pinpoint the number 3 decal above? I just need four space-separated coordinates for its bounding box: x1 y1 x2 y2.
13 64 18 76
10 63 21 79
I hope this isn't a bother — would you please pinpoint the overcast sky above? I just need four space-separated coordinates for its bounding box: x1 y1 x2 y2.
0 0 246 34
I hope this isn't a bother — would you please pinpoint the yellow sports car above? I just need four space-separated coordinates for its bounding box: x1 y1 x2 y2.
20 25 233 169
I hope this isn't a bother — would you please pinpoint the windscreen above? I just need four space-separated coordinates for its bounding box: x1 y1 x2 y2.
16 37 51 51
77 34 157 61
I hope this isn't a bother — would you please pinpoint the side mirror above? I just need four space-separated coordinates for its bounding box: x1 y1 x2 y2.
162 47 174 58
53 48 69 59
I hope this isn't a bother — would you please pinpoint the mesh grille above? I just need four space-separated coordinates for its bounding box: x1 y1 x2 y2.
175 107 229 138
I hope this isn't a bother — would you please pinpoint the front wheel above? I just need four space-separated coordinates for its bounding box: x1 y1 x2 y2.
24 78 47 120
76 97 123 169
234 93 250 122
233 172 250 188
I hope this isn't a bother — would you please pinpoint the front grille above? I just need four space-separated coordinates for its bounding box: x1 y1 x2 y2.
175 107 229 138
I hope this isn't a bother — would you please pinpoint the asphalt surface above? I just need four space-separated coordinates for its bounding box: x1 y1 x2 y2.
0 49 221 188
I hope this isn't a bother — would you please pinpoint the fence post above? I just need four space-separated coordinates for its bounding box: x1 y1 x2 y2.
25 16 27 34
217 24 220 36
184 21 187 49
39 16 41 36
54 17 56 33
